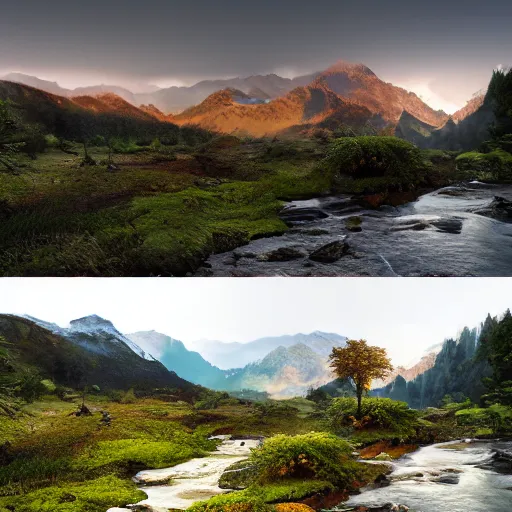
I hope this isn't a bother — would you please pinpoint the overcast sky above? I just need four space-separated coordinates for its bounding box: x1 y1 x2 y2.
0 278 510 366
1 1 511 112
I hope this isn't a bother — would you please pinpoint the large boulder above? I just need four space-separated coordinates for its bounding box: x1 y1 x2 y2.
218 460 257 489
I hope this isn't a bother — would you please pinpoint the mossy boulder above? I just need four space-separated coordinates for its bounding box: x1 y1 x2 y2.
219 460 258 490
345 216 362 232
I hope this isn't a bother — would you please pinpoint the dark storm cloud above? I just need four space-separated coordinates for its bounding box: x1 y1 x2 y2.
1 0 511 105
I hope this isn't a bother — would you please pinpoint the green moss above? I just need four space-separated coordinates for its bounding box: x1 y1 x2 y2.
0 475 145 512
75 437 209 472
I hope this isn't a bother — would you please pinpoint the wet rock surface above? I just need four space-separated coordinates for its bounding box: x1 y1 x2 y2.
309 240 350 263
476 447 512 473
471 195 512 222
280 206 329 224
257 246 305 262
197 183 512 276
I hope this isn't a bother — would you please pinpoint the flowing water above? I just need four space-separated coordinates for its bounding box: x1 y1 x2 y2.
107 436 259 512
198 182 512 276
345 440 512 512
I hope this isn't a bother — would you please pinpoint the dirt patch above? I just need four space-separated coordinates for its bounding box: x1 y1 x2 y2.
359 441 418 460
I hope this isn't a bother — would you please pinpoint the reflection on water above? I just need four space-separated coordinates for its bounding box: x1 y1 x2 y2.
347 440 512 512
200 183 512 276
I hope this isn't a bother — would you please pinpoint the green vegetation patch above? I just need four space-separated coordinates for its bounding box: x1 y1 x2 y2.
455 149 512 181
249 432 354 485
324 136 428 193
0 475 145 512
327 397 419 437
76 437 210 472
455 404 512 430
188 480 334 512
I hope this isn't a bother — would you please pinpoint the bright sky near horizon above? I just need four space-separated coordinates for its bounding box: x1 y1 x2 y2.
0 278 510 367
1 0 511 112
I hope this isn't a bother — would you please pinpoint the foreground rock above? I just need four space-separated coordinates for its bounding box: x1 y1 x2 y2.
257 246 305 262
472 196 512 222
390 217 462 234
309 240 350 263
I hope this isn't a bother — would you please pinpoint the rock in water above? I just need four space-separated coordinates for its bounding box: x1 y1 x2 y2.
430 218 463 234
374 452 393 461
472 196 512 222
434 473 460 484
309 240 349 263
478 448 512 473
279 207 329 225
257 247 305 262
345 216 363 232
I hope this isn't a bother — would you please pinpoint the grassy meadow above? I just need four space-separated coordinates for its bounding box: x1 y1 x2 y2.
0 390 508 512
0 135 466 277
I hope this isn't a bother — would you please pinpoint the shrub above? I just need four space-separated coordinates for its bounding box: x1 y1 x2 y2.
455 405 512 431
249 432 355 486
274 505 314 512
327 397 418 433
455 149 512 181
40 379 57 393
324 136 427 191
44 134 60 147
120 388 136 404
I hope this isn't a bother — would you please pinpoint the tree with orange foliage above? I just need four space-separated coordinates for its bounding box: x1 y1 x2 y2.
329 340 393 418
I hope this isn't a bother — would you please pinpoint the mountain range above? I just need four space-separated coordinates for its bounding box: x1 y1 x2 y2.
1 314 192 393
1 60 491 143
5 313 444 399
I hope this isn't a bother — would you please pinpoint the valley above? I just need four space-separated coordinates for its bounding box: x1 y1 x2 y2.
0 307 511 512
1 62 511 277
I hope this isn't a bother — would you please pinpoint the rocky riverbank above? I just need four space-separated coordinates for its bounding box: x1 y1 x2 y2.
196 182 512 277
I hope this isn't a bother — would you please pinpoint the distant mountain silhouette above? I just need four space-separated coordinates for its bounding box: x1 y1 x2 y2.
193 331 347 369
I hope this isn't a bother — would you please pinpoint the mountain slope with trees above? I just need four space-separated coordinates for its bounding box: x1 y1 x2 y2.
0 315 194 398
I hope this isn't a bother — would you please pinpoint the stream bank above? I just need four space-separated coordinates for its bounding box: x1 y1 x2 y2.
196 182 512 276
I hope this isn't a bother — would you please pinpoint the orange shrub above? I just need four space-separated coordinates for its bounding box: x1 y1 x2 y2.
274 504 315 512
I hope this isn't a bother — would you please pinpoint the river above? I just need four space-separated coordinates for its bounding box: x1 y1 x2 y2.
107 436 260 512
198 182 512 276
345 439 512 512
